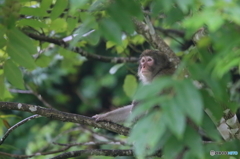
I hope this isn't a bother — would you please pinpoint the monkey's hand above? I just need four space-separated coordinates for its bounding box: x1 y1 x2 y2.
92 113 111 122
92 105 133 124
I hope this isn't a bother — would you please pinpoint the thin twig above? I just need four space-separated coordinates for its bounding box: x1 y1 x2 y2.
0 146 71 159
9 89 33 94
26 85 54 108
0 114 41 145
155 27 185 37
23 31 138 63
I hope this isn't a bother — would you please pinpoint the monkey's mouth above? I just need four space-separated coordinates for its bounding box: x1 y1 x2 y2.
141 70 151 75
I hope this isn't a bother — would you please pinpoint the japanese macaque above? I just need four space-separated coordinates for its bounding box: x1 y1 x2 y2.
92 50 175 123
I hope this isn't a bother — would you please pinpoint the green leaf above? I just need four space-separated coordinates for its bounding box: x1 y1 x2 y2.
129 111 166 157
0 74 4 97
202 113 221 141
130 96 168 122
40 0 52 10
175 0 193 13
7 28 37 55
70 15 96 47
70 27 90 47
183 126 204 158
0 35 6 49
215 57 240 78
201 90 224 121
200 0 215 7
123 75 137 98
107 3 135 34
6 42 36 69
0 25 6 36
67 18 78 32
151 0 173 12
0 114 21 119
116 45 124 53
18 19 48 28
160 0 174 12
3 60 25 89
99 18 122 45
0 89 12 100
50 0 68 20
134 77 173 101
70 0 89 12
49 18 67 32
183 9 224 31
88 0 106 11
115 0 142 19
83 30 100 46
0 26 7 49
106 41 116 49
175 80 203 125
131 35 145 44
163 136 185 159
20 7 48 17
150 0 163 16
35 55 52 67
227 6 240 25
162 100 186 139
164 7 185 25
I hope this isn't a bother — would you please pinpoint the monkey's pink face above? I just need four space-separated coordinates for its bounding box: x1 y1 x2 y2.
140 56 154 76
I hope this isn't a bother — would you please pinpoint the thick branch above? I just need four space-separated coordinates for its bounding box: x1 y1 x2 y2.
132 18 180 67
0 146 71 158
52 141 125 146
0 102 129 136
51 149 133 159
24 31 138 63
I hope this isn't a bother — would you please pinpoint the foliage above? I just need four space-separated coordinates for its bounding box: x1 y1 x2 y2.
0 0 240 158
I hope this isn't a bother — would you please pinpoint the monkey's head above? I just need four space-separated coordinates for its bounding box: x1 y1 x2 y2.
138 49 173 84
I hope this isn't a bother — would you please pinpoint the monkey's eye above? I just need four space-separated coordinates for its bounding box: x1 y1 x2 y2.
141 59 145 63
147 58 152 62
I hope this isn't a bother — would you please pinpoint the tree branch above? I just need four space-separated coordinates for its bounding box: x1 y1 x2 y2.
0 114 41 145
0 146 71 159
9 89 33 94
52 141 125 147
0 102 130 136
23 31 138 63
154 27 185 38
51 149 133 159
26 85 53 108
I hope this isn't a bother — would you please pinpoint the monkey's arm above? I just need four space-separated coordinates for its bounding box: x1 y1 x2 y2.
92 105 133 123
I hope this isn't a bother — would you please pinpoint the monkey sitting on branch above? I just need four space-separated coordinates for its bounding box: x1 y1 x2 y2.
92 49 176 123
